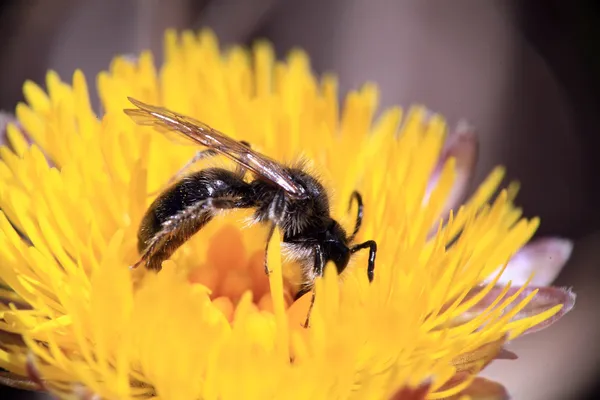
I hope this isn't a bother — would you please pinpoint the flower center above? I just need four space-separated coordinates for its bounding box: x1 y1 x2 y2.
182 218 296 321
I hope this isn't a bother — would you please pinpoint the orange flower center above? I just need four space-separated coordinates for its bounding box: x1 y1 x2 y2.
180 222 298 321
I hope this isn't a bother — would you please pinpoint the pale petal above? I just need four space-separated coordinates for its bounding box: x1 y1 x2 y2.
0 111 17 146
390 381 431 400
495 347 518 360
0 110 34 157
437 374 509 400
72 384 102 400
456 377 509 400
25 353 49 393
120 53 139 63
513 286 576 334
486 237 573 286
459 286 576 335
426 120 478 226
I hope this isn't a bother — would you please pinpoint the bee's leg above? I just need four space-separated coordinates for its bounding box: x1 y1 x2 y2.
294 287 310 301
304 245 324 328
263 191 288 275
347 191 364 242
350 240 378 282
150 141 252 195
263 223 276 275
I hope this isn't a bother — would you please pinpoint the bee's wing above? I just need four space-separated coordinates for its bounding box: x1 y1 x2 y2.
124 98 306 198
124 101 199 147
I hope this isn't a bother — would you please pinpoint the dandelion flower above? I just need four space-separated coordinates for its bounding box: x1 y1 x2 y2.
0 29 575 399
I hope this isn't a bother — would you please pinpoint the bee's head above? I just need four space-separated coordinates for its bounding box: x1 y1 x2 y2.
321 221 352 274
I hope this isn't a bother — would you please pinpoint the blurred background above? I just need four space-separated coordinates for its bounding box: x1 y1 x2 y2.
0 1 599 399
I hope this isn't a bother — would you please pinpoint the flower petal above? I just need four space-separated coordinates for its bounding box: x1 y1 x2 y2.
0 371 40 392
452 335 506 373
426 120 478 224
485 237 573 286
435 374 508 400
512 286 576 334
72 383 102 400
459 286 576 335
495 347 518 360
456 377 509 400
390 382 431 400
0 111 38 163
0 112 18 146
24 353 49 393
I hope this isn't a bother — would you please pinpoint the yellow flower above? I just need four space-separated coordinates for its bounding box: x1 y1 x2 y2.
0 29 574 399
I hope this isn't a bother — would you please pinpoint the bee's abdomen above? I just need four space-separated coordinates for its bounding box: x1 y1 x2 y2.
138 175 208 252
137 168 251 267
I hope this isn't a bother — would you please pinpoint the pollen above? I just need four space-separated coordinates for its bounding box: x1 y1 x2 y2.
0 29 563 399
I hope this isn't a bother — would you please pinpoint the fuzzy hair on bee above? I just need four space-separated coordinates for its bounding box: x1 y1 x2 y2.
124 97 378 325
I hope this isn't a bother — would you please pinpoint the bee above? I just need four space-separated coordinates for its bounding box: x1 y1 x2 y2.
124 98 377 322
